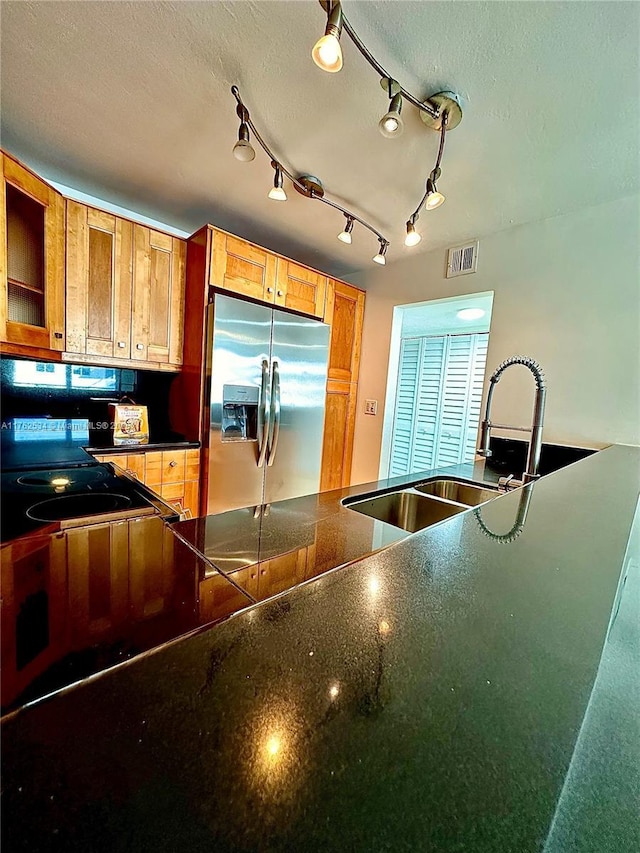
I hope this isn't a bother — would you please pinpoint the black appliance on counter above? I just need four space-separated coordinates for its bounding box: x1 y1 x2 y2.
1 418 167 543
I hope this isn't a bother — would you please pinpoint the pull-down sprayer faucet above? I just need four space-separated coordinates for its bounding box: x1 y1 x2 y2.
477 356 547 487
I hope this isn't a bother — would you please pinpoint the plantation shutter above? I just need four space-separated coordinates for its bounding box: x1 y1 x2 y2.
389 332 488 476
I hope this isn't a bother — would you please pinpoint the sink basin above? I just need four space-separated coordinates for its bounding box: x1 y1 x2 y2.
346 490 466 533
414 479 499 507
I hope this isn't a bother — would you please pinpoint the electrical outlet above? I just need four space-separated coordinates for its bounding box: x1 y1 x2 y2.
364 399 378 416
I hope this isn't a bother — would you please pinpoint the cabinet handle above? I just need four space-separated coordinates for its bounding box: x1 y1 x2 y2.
169 460 177 468
277 290 283 297
266 287 273 294
117 341 126 348
54 332 63 339
136 343 144 350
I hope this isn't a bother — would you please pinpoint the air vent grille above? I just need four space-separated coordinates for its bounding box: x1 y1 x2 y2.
446 240 479 278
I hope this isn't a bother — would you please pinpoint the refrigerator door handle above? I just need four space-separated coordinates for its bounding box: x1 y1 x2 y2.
257 357 271 468
267 359 281 467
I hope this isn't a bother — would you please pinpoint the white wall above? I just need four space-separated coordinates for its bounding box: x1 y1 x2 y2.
347 195 640 485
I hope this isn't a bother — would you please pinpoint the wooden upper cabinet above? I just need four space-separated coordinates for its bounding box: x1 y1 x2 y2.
66 202 133 358
0 152 65 352
324 279 365 382
132 225 185 365
209 229 277 302
275 259 326 318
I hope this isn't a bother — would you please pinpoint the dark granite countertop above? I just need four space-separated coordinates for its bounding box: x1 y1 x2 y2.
2 446 639 852
84 439 200 454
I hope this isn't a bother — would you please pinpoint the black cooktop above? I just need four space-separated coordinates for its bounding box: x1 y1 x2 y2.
1 419 157 542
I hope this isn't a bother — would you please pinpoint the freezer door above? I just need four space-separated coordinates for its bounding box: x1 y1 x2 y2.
206 295 273 515
264 309 330 504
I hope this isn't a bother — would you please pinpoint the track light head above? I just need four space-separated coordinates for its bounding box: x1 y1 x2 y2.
312 2 343 72
404 220 422 247
373 239 389 265
425 177 445 210
268 162 287 201
379 88 404 138
337 215 354 244
232 122 256 162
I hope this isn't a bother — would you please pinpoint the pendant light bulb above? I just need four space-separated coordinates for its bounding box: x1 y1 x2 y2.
233 123 255 162
404 220 422 247
337 216 354 244
268 162 287 201
373 240 388 265
379 92 404 138
312 3 343 73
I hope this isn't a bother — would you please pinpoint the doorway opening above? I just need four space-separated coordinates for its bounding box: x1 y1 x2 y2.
380 292 494 478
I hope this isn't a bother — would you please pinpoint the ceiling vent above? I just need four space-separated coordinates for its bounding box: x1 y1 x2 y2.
446 240 478 278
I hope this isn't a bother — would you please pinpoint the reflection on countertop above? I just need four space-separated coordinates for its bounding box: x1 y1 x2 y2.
1 516 252 716
170 457 502 601
2 446 639 852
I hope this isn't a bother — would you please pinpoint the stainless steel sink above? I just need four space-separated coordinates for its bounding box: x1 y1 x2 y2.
345 490 466 533
344 477 501 534
414 479 499 507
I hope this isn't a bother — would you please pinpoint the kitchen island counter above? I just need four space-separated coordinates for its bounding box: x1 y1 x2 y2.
2 445 639 852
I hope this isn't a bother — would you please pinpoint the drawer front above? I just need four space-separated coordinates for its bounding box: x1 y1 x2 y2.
185 448 200 482
161 450 186 484
144 451 163 487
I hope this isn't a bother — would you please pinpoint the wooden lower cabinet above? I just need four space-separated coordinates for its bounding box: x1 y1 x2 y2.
198 570 253 624
66 520 129 643
94 448 200 518
1 532 68 709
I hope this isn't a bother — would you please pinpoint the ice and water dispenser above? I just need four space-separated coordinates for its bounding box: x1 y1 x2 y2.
221 384 259 441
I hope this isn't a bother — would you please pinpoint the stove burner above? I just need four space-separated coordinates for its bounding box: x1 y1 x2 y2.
26 493 133 522
16 467 110 489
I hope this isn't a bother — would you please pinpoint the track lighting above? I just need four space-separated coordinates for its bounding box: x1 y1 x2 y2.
424 175 445 210
231 86 388 264
337 215 354 244
372 240 389 265
378 79 403 138
232 105 256 162
268 162 287 201
407 113 450 227
312 1 343 73
404 219 421 247
309 2 463 253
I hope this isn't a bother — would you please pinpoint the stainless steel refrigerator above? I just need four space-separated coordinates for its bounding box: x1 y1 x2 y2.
204 293 330 515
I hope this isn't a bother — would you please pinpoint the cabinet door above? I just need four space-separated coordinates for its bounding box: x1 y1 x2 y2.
66 520 129 645
324 279 365 382
275 259 326 318
209 229 277 302
0 152 65 351
124 453 146 482
128 517 174 619
0 533 67 709
320 379 358 492
256 547 307 600
66 202 133 357
132 226 185 365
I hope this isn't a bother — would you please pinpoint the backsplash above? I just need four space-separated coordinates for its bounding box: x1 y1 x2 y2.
0 357 181 446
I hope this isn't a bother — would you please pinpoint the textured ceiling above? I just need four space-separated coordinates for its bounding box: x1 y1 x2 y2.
1 1 638 277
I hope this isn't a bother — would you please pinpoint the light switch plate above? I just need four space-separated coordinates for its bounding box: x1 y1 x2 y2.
364 399 378 415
